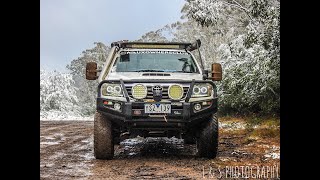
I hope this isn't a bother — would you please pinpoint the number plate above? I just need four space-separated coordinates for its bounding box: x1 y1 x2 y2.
144 104 171 113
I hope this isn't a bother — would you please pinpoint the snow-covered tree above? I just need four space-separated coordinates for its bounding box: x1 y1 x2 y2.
182 0 280 115
66 42 110 115
217 35 279 114
67 42 109 77
40 42 111 119
40 70 82 119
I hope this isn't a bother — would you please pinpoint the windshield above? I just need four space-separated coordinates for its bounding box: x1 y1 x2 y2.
111 50 199 73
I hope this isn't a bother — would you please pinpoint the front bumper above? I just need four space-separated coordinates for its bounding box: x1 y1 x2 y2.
96 79 218 129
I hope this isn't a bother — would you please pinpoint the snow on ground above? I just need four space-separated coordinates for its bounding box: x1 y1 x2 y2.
40 111 94 121
219 121 247 130
264 145 280 159
264 152 280 159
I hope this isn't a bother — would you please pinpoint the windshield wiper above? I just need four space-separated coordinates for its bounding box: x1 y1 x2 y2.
132 69 165 72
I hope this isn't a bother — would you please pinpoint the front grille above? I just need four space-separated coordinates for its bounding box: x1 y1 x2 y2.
125 84 189 100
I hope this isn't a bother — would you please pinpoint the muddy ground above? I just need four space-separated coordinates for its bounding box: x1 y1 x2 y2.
40 118 280 179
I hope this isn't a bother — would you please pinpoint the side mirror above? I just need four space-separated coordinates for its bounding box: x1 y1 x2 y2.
212 63 222 81
86 62 98 80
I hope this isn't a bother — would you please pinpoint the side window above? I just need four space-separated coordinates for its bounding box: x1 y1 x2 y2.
111 57 119 72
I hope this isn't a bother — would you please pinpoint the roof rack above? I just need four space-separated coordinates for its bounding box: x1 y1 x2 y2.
111 39 201 51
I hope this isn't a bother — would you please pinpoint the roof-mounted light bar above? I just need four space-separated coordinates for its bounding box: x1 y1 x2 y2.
111 39 201 51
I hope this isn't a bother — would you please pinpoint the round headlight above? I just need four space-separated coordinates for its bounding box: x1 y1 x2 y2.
200 86 208 94
168 84 184 100
193 86 200 94
101 84 123 97
106 86 114 93
114 85 121 93
132 84 147 99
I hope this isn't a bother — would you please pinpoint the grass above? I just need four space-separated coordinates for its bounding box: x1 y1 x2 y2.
246 117 280 141
250 128 279 138
260 118 280 127
219 115 280 144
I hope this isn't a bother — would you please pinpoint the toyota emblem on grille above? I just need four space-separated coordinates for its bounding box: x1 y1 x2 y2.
152 85 163 102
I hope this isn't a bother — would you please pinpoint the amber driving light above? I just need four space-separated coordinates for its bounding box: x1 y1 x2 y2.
132 84 147 99
168 84 184 100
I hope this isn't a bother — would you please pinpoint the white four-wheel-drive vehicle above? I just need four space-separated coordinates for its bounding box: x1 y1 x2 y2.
86 40 222 159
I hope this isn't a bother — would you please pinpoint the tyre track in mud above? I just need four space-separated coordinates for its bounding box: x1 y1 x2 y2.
40 121 209 179
40 120 280 180
41 121 95 179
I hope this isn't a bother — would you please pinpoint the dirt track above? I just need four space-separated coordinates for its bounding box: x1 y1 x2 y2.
40 120 280 179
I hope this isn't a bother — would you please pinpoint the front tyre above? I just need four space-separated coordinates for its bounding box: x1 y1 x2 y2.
94 112 114 159
196 113 218 158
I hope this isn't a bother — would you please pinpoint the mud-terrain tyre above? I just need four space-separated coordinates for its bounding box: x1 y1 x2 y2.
94 112 114 159
196 113 218 158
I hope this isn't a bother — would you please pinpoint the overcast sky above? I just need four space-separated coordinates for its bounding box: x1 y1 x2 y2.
40 0 185 71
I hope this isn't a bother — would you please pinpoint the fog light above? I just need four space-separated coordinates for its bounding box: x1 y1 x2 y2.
132 84 147 99
194 103 201 111
168 84 184 100
114 103 121 110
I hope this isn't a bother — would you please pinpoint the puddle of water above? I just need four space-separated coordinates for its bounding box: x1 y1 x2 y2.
44 137 56 140
40 141 60 145
116 137 194 158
